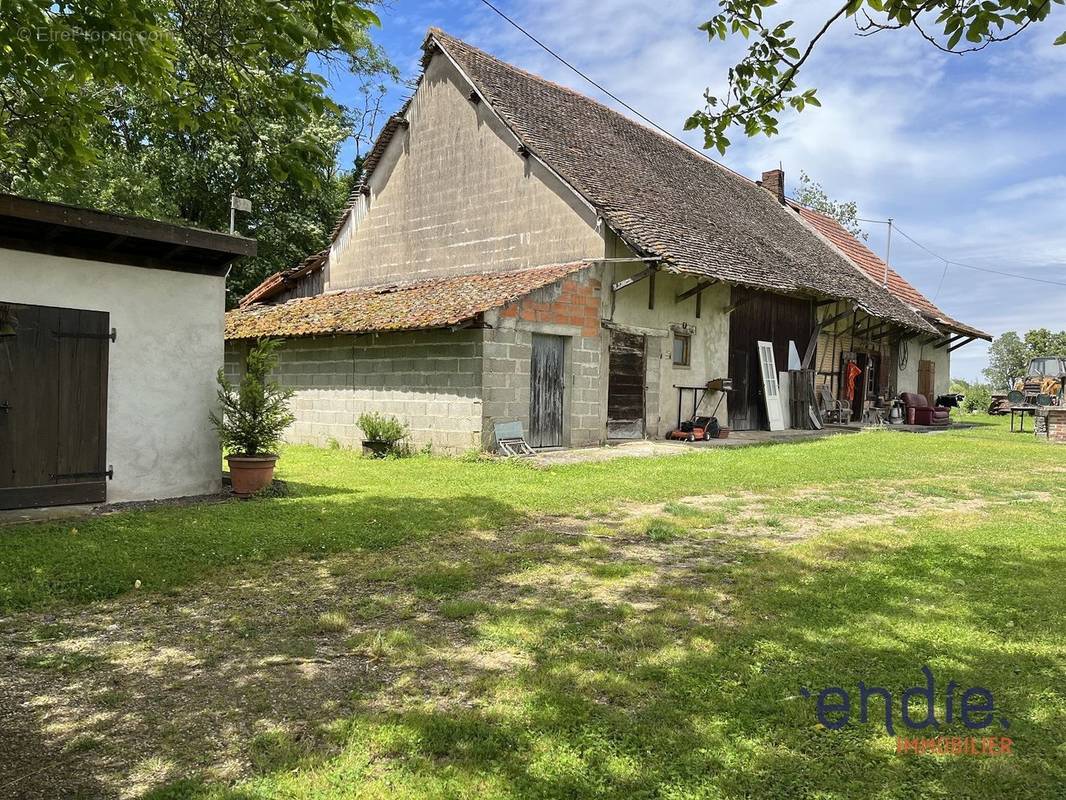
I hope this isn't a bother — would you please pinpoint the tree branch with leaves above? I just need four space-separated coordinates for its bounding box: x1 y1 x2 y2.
687 0 1065 153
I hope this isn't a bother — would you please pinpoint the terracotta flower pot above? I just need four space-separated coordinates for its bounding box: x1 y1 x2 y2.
226 454 278 498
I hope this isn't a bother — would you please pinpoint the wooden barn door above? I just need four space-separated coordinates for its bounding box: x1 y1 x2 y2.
918 359 935 400
728 346 754 431
607 329 646 439
0 302 110 509
529 333 565 448
728 287 814 431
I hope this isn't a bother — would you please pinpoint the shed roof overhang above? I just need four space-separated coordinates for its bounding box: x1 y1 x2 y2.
0 194 256 276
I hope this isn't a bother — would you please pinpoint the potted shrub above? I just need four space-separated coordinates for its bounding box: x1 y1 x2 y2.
211 338 295 497
358 412 409 458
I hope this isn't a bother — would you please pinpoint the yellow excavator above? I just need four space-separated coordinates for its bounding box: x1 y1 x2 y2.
989 356 1066 413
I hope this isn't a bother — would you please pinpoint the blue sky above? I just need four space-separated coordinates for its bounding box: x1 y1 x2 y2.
328 1 1066 383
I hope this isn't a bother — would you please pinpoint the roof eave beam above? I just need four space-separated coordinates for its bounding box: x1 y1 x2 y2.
675 279 717 303
611 264 657 293
947 336 977 353
934 333 967 350
871 324 900 342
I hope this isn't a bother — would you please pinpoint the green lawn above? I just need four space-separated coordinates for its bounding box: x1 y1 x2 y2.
1 416 1064 798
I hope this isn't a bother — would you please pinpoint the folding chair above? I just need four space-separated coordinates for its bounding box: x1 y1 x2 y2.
494 420 536 457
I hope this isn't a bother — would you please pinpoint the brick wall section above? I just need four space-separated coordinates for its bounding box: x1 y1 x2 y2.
498 274 601 336
1037 408 1066 443
224 330 484 453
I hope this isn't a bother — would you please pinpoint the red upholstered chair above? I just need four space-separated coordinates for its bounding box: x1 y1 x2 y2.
900 393 951 426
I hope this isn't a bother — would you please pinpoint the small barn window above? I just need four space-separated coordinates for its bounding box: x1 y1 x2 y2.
672 333 691 367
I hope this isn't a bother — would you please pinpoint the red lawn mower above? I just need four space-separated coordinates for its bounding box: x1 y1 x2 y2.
666 379 731 441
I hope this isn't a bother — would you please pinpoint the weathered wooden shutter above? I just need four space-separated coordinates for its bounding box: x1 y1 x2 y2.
0 303 110 509
607 330 646 439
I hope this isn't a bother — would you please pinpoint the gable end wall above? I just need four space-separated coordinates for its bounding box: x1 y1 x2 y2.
328 53 605 290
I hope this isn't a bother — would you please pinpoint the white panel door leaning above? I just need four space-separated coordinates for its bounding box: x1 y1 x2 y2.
757 340 785 432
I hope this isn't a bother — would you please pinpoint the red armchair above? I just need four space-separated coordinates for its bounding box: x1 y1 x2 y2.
900 393 951 426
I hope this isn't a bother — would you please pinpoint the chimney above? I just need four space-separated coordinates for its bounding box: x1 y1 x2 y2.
759 169 785 203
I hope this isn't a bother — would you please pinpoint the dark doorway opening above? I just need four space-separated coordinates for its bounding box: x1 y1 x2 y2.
727 287 814 431
607 329 646 439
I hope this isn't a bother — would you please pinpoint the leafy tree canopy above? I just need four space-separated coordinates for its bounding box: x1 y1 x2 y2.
984 331 1028 389
1023 327 1066 356
2 0 396 305
687 0 1065 153
792 171 867 240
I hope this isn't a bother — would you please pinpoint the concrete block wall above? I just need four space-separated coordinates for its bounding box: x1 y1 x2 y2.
567 333 606 447
482 269 606 448
480 326 532 449
328 53 603 291
224 330 484 453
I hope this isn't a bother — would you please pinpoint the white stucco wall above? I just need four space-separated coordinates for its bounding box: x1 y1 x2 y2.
2 249 225 503
603 236 731 436
895 336 951 399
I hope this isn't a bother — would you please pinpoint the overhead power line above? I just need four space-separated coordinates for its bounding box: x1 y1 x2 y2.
473 0 746 179
862 217 1066 288
475 1 1066 292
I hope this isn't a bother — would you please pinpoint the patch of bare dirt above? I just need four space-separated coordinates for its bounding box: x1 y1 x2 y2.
1 479 1055 797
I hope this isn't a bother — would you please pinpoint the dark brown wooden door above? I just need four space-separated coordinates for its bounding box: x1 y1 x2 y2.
607 330 646 439
529 333 565 448
728 346 754 431
0 302 109 509
728 287 814 431
918 359 935 400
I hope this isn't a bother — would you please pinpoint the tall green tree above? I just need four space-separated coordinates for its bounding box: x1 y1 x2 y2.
687 1 1066 153
792 171 866 240
983 331 1032 389
3 0 395 305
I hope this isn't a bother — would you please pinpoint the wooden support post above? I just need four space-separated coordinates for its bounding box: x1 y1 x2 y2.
852 315 877 341
802 308 851 370
648 270 656 310
695 291 701 319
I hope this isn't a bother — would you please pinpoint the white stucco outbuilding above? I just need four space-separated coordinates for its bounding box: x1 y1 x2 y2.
0 194 255 509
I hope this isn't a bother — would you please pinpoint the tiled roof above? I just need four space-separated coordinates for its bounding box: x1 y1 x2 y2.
330 110 411 240
240 249 328 307
423 29 936 334
226 261 590 340
790 203 991 341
